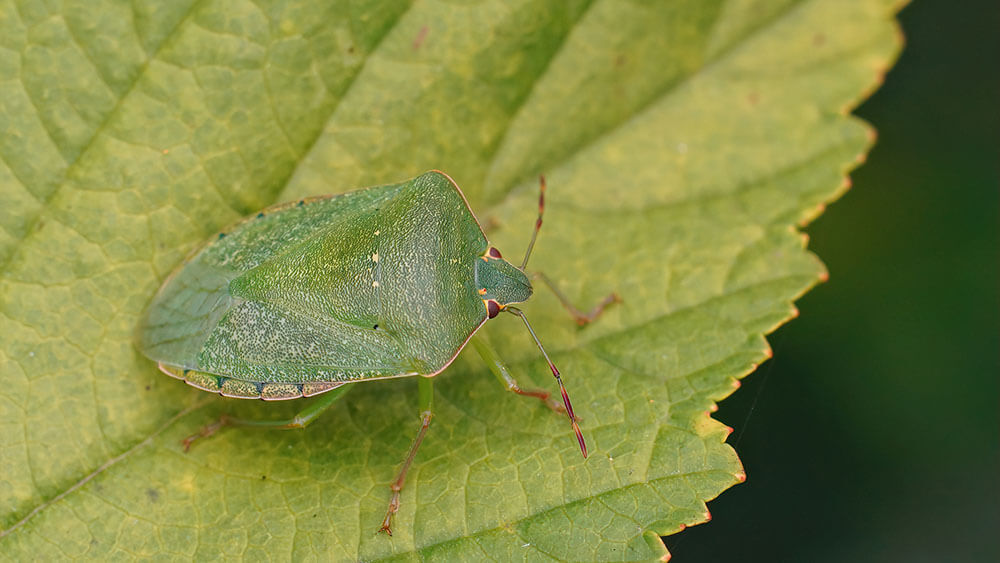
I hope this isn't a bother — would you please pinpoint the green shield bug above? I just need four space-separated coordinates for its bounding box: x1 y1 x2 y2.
139 170 619 535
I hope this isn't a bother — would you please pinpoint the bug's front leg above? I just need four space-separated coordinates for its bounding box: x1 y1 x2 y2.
379 377 435 536
470 334 564 414
530 272 621 326
471 316 588 458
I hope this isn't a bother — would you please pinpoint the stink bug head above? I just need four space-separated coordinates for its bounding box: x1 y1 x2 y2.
475 247 532 312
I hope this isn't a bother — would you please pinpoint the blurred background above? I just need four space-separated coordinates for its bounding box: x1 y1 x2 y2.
666 1 999 561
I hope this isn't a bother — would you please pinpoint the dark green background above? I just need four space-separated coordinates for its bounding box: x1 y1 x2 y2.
666 1 999 560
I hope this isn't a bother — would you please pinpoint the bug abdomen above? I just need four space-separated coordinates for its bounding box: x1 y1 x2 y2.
158 362 345 400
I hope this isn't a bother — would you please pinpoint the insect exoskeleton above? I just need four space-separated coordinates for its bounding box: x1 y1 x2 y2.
139 171 619 535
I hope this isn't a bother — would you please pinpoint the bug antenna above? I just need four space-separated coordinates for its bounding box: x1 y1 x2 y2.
519 175 546 270
506 306 587 458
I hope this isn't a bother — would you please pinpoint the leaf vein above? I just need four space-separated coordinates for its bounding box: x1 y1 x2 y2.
501 0 809 201
0 0 207 277
0 400 209 539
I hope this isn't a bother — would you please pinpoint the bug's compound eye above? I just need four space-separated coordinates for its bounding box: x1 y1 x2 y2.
478 288 487 296
484 299 502 319
487 247 503 260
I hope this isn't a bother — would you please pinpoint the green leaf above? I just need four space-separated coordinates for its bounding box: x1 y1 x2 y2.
0 0 902 559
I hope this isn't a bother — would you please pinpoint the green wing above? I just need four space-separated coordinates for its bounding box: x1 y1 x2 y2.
139 172 489 385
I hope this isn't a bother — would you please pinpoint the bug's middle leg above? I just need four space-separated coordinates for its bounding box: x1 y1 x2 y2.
182 384 353 451
379 377 434 536
470 334 565 414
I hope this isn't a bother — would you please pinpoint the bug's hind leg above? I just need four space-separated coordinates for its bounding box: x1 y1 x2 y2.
470 335 564 415
531 272 621 326
179 383 353 451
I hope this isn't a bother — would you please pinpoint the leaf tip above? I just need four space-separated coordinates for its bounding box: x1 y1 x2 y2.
641 530 672 562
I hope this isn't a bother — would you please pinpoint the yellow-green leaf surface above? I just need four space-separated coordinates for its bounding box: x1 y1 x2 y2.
0 0 902 560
